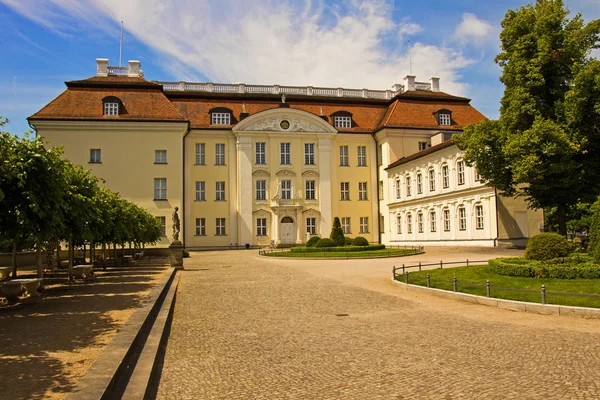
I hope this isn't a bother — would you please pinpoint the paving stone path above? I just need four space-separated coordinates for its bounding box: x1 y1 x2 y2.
157 249 600 399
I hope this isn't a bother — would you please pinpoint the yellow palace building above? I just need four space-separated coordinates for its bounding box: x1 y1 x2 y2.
29 59 542 249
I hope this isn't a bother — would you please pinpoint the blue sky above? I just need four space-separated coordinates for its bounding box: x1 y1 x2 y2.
1 0 599 136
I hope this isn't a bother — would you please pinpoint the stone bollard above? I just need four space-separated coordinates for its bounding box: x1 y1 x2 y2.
170 240 184 269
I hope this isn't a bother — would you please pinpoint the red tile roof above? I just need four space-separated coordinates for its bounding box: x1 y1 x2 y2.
385 138 456 170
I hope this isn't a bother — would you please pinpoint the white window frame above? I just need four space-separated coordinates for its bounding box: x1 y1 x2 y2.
443 209 451 232
90 149 101 163
430 210 436 232
154 178 167 200
340 145 349 166
305 180 316 200
104 102 118 116
156 216 166 236
341 182 350 201
406 176 412 197
216 218 226 235
256 218 267 236
195 143 205 165
195 181 205 201
418 141 427 151
407 213 413 234
304 143 315 165
211 112 230 125
396 215 402 234
281 180 292 200
457 161 465 185
216 181 226 201
334 115 352 128
395 178 401 199
195 218 206 236
255 142 266 165
256 180 266 201
280 142 291 165
155 149 167 164
439 113 451 126
458 206 467 231
357 146 367 166
476 205 484 230
306 217 317 235
417 173 423 194
418 212 424 233
475 167 482 182
341 217 351 234
359 217 369 234
442 164 450 188
429 169 436 191
215 143 225 165
358 182 368 201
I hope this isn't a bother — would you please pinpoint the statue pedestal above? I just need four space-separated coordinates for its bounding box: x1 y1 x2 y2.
169 241 184 269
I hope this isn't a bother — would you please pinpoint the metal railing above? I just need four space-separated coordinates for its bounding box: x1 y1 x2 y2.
107 66 129 75
392 260 600 305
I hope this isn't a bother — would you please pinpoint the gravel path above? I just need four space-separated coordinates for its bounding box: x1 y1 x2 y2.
157 249 600 399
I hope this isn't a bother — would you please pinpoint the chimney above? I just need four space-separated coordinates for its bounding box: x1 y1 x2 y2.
128 60 141 77
403 75 416 91
96 58 109 76
391 83 404 92
430 76 440 92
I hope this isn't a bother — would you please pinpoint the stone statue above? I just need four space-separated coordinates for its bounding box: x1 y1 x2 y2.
172 207 181 242
281 94 286 104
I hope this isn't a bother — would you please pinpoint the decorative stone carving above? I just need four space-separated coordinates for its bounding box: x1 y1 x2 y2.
253 169 271 177
242 117 328 133
276 170 297 177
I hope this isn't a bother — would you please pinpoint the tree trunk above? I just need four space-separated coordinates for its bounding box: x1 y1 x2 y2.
56 242 61 269
557 204 567 236
113 243 117 266
11 240 17 278
36 242 44 286
68 238 74 280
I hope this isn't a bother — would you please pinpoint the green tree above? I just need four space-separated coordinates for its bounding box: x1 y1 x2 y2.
329 217 345 246
454 0 600 236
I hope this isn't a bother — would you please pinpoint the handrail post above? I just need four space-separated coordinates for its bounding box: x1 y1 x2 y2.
486 280 491 298
466 259 469 267
402 264 405 274
440 260 443 269
453 276 457 292
426 274 430 288
404 271 408 284
541 285 546 304
393 265 396 277
418 262 421 272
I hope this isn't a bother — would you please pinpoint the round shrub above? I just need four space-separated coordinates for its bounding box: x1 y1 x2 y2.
306 236 321 247
351 236 369 246
525 233 571 261
344 237 353 246
315 238 336 248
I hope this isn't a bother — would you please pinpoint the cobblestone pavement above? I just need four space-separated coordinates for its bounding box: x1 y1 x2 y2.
157 249 600 400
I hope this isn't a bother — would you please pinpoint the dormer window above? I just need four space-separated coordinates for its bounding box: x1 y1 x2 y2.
102 96 121 116
433 109 452 126
209 107 234 125
332 111 353 128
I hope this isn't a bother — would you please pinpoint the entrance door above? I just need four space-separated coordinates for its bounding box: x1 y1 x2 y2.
280 216 296 244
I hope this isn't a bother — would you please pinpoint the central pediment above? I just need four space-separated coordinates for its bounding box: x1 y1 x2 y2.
233 108 337 133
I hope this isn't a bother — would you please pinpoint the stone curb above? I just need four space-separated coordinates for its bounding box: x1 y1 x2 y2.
391 279 600 319
66 267 178 399
259 251 425 260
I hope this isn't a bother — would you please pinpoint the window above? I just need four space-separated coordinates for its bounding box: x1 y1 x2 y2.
379 181 383 199
442 164 449 188
334 115 352 128
458 206 467 231
457 161 465 185
443 209 451 232
195 181 205 201
340 145 349 166
406 176 412 197
417 173 423 194
396 215 402 234
305 180 315 200
215 143 225 165
476 205 484 230
407 213 413 234
418 212 424 233
280 142 291 165
211 112 231 125
359 217 369 234
155 150 167 164
103 102 119 116
475 167 482 182
156 216 166 236
341 217 351 234
256 180 266 200
418 141 428 151
306 218 317 235
357 146 367 166
216 181 226 201
195 143 205 165
154 178 167 200
304 143 315 165
438 113 451 126
359 182 368 200
216 218 226 235
195 218 206 236
395 178 401 199
380 215 385 234
256 218 267 236
256 142 266 165
429 169 436 191
281 180 292 199
90 149 101 163
340 182 350 201
377 144 383 166
430 210 436 232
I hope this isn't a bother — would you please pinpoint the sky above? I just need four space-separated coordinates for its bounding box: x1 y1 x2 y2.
1 0 599 136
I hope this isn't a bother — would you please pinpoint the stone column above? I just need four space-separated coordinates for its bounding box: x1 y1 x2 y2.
318 138 333 236
237 135 253 247
295 208 302 244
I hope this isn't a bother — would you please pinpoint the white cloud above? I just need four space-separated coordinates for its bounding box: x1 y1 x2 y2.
2 0 474 94
398 17 422 41
454 13 494 47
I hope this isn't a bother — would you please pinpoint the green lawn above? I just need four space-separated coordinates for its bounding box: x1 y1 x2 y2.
400 265 600 308
261 248 421 259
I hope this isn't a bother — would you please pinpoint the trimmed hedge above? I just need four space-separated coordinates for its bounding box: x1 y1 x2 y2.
315 238 336 248
330 217 346 246
525 233 571 261
489 256 600 279
306 236 321 247
291 244 386 253
352 236 369 246
344 237 354 246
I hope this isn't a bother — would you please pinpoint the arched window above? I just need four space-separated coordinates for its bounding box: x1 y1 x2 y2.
433 109 452 126
331 111 353 128
102 96 121 116
209 107 234 125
